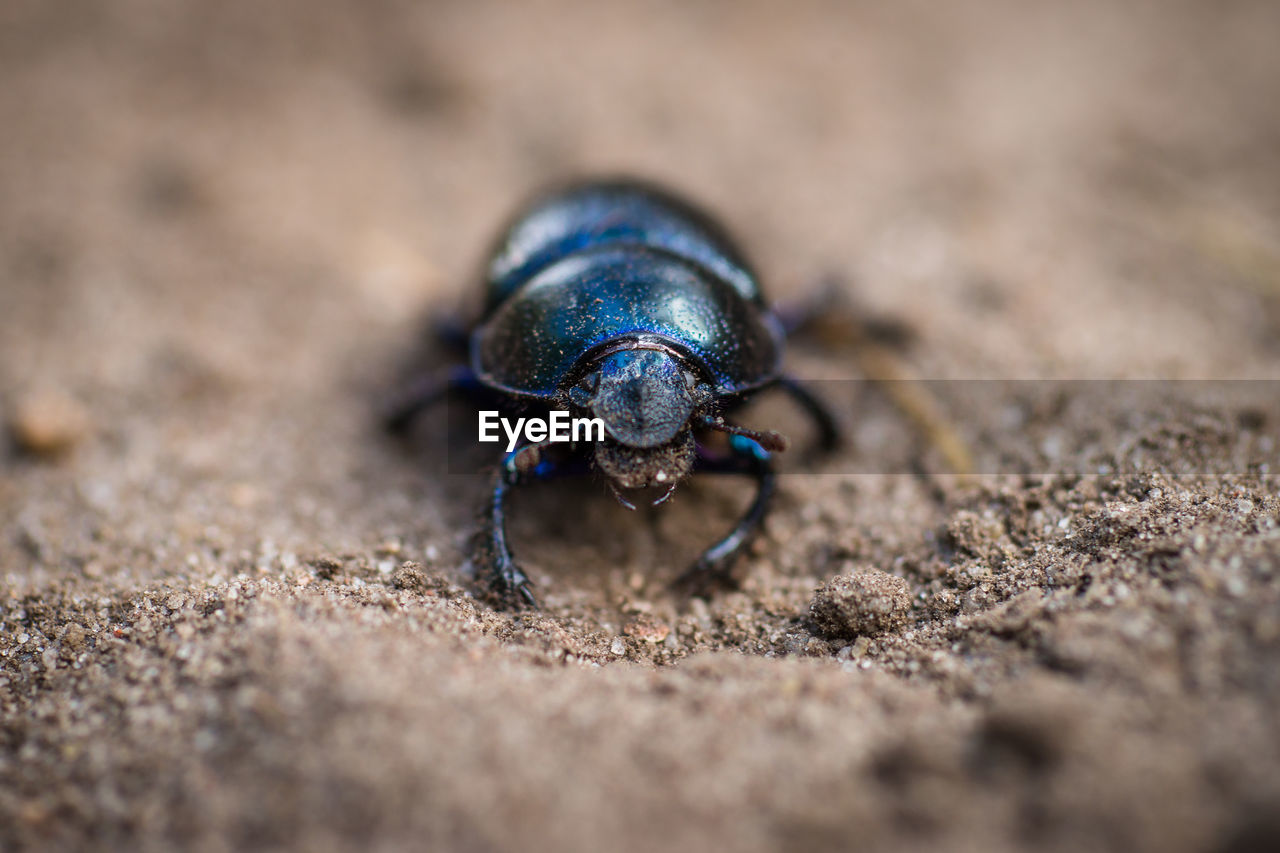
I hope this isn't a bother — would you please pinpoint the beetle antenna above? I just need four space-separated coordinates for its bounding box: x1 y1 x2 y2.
699 416 790 452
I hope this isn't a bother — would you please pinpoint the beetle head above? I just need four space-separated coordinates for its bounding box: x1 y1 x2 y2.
568 347 790 509
572 349 700 506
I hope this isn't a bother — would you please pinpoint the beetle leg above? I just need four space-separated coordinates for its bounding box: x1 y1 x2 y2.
776 375 842 452
483 461 537 607
776 280 973 473
382 365 485 434
674 435 776 594
432 316 472 355
481 441 587 607
772 275 849 336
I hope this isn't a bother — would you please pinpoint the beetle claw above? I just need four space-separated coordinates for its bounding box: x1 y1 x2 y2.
673 554 741 597
492 556 538 608
516 580 539 608
650 482 678 506
609 482 638 511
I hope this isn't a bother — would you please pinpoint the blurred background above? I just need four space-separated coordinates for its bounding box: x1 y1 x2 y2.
4 0 1279 406
4 3 1280 851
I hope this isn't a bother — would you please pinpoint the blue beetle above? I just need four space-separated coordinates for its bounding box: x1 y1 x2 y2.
387 179 839 606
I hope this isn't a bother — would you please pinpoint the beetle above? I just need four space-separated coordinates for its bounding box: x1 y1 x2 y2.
386 179 840 606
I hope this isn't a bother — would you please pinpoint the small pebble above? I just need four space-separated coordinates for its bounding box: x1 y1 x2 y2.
808 568 911 640
62 624 87 652
9 388 91 457
623 617 671 644
391 561 443 594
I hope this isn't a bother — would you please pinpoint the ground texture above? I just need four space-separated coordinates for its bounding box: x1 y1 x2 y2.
3 1 1280 851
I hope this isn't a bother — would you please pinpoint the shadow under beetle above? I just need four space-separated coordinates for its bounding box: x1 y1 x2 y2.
387 179 840 606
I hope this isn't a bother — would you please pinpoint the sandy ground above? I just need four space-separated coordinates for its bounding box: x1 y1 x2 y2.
3 1 1280 850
